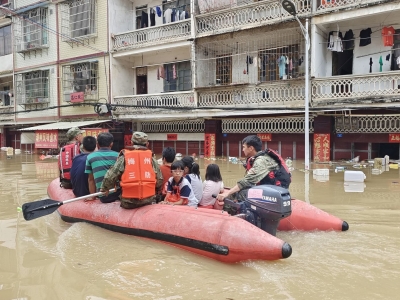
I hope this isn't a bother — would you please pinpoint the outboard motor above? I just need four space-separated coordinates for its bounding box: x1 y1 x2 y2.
221 185 292 236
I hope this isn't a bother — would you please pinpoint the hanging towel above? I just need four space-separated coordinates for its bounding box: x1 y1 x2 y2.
164 8 172 23
379 56 383 72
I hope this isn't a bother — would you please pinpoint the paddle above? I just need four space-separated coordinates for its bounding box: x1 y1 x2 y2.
22 188 115 221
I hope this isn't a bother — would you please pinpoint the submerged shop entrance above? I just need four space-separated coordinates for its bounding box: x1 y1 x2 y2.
378 143 400 160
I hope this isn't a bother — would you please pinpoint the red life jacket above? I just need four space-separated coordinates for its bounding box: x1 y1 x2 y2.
59 143 80 181
246 148 291 189
120 149 157 199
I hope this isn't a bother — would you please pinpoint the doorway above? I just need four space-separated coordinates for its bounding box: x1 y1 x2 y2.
379 143 399 160
136 76 147 94
332 50 353 95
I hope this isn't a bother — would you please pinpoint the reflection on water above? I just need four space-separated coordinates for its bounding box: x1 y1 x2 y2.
1 152 400 299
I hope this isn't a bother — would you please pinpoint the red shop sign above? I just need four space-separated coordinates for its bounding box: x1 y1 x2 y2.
257 133 272 141
389 134 400 143
70 92 85 103
82 128 109 138
204 133 216 157
167 133 178 141
35 130 58 148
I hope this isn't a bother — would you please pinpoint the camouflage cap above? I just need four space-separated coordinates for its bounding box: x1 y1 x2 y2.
131 131 148 145
67 127 85 140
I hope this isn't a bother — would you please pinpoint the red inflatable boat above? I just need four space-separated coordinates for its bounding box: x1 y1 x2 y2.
47 179 292 263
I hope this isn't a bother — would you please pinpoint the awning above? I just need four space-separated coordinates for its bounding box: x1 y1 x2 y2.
19 120 110 131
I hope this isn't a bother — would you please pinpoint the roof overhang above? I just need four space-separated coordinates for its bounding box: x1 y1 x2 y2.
19 120 110 131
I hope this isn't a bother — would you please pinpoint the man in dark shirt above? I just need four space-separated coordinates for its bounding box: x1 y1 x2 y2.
70 136 97 197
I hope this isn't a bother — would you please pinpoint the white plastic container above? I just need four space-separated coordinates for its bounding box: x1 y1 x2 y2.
344 182 366 193
344 170 366 182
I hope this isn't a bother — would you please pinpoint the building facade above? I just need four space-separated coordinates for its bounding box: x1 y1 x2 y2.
1 0 400 161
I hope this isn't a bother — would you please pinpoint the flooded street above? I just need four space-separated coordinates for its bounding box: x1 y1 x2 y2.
1 152 400 300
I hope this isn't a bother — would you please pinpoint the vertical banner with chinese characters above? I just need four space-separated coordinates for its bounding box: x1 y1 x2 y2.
35 130 59 148
82 128 109 139
389 134 400 143
313 134 330 162
204 133 216 157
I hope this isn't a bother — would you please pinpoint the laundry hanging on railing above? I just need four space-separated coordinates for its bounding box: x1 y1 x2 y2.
359 28 372 47
382 26 395 47
327 31 343 52
343 29 354 51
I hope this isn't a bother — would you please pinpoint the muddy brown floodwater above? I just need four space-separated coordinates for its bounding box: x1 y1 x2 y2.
1 152 400 300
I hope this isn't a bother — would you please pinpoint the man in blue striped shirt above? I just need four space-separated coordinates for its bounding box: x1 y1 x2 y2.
85 132 121 203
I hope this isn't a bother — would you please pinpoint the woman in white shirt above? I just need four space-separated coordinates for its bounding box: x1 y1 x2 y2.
182 156 203 204
200 164 224 209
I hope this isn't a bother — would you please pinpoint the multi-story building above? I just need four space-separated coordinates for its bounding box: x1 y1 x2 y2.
0 0 14 146
1 0 400 161
112 0 400 161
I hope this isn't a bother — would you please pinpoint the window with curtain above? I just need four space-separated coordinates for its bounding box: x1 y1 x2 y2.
163 61 192 92
17 8 48 52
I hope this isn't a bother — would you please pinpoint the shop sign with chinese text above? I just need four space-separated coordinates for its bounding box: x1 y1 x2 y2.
204 133 216 157
35 130 58 148
313 134 330 162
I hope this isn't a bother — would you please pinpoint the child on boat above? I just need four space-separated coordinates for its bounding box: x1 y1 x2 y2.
181 156 203 203
160 160 198 206
199 164 225 209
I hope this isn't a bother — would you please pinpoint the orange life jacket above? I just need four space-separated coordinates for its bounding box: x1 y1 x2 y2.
59 143 80 181
120 149 156 199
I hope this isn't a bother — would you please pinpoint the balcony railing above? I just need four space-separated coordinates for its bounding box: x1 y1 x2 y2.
113 20 191 51
312 72 400 104
316 0 388 13
196 0 310 36
198 81 305 108
113 91 196 114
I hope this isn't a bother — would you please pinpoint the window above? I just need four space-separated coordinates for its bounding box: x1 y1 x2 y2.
62 61 98 102
216 55 232 85
258 44 300 82
0 84 11 106
15 70 49 104
15 8 48 52
0 25 12 56
162 0 190 24
63 0 96 39
163 61 192 92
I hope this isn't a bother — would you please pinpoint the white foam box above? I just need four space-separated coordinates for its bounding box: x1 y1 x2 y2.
344 170 366 182
313 169 329 176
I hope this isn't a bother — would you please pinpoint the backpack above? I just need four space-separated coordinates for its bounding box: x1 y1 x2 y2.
247 148 291 189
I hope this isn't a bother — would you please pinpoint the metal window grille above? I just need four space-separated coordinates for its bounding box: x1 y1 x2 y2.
335 116 400 133
164 61 192 92
14 8 48 53
61 0 97 41
0 80 12 106
222 117 314 133
62 61 98 102
141 119 204 133
0 25 12 56
15 70 50 104
196 27 304 88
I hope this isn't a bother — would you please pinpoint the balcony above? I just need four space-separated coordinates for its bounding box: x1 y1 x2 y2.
113 91 196 115
112 20 191 51
316 0 389 13
196 0 310 37
312 72 400 105
197 81 305 108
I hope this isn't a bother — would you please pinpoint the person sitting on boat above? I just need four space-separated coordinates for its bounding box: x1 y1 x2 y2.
59 127 85 189
70 135 97 197
160 160 198 206
100 132 163 209
199 163 225 209
216 135 287 202
181 156 203 204
159 147 176 201
86 132 121 203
